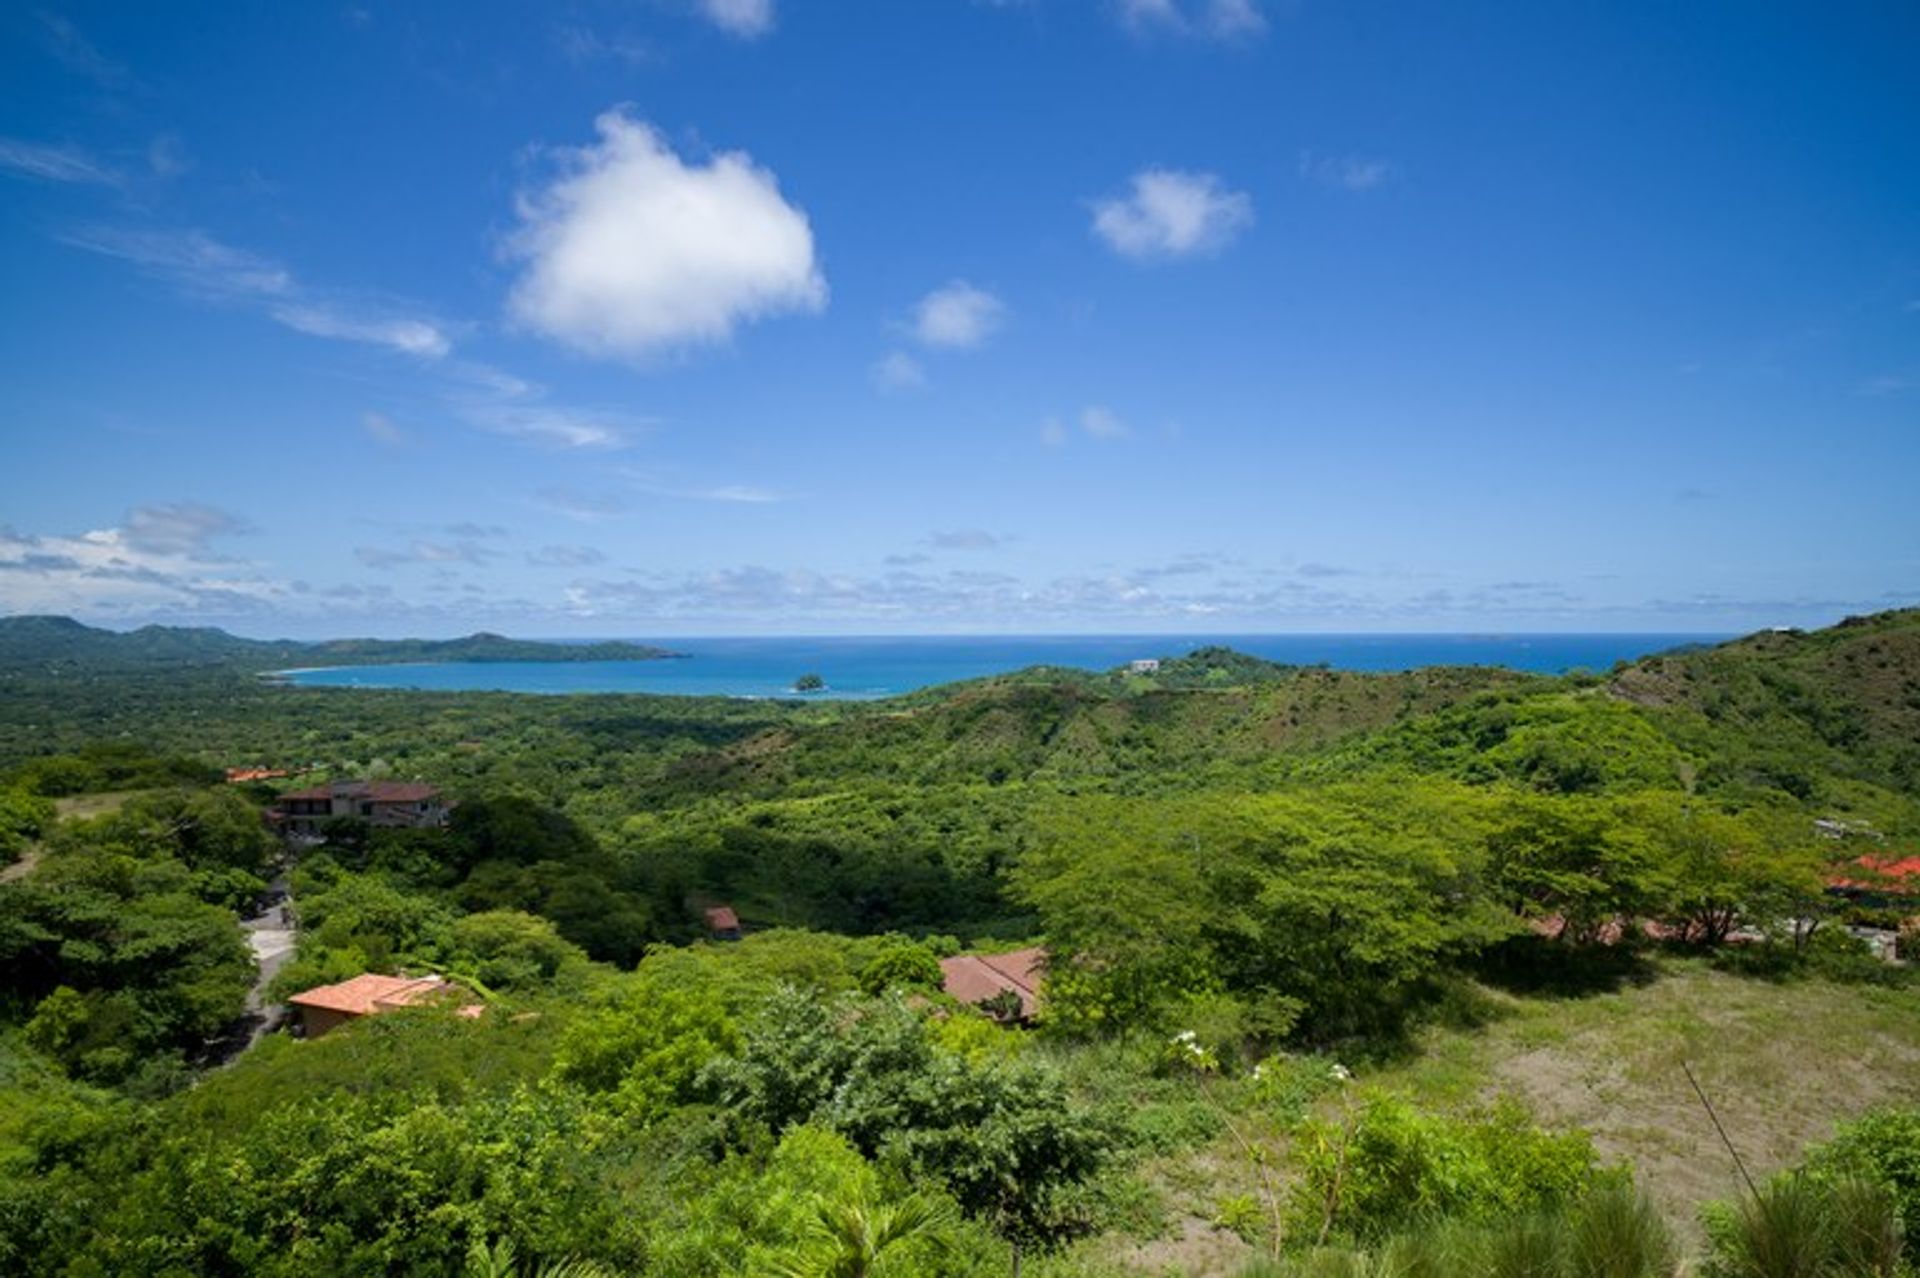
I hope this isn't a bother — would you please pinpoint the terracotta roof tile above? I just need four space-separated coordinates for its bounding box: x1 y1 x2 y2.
940 947 1047 1018
287 973 448 1015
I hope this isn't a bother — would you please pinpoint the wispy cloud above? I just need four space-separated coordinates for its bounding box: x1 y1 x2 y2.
871 350 927 392
0 138 120 186
60 226 451 358
354 539 502 570
1080 405 1129 439
912 280 1005 348
553 25 654 65
270 304 451 358
35 12 129 87
1114 0 1266 41
695 0 775 38
1299 150 1396 191
526 544 607 568
535 487 633 522
924 529 1005 551
1090 169 1253 259
362 411 408 447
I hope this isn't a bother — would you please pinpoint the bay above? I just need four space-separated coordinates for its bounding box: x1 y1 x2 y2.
275 633 1724 699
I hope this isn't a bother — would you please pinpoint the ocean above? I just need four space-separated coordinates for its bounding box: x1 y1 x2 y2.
274 633 1723 699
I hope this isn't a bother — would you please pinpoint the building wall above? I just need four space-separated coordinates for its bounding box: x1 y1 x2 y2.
298 1006 357 1038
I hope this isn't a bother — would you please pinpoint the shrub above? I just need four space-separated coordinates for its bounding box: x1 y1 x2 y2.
1290 1095 1600 1242
1804 1106 1920 1265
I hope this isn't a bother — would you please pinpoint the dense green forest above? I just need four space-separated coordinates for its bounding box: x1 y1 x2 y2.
3 611 1919 1275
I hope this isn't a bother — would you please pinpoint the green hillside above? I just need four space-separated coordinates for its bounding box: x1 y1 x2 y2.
0 614 680 672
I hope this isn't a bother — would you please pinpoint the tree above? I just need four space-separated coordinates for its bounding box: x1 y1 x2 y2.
769 1192 955 1278
1486 795 1667 943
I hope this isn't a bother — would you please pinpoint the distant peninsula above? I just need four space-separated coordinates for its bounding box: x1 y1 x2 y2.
0 616 682 674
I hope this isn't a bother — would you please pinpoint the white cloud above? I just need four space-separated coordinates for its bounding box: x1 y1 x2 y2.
912 280 1004 348
871 351 927 392
925 529 1004 551
1080 405 1129 439
60 227 450 357
1090 169 1252 259
696 0 774 38
440 359 643 450
1299 150 1395 191
270 305 451 358
1115 0 1265 40
0 138 119 185
0 511 284 619
506 109 825 360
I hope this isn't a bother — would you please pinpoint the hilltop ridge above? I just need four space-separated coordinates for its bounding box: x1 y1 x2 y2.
0 615 680 672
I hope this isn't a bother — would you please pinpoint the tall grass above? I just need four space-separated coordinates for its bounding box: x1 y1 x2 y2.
1233 1183 1680 1278
1709 1173 1906 1278
1566 1182 1676 1278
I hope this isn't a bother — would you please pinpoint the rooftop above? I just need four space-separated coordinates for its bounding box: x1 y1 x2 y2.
286 972 450 1015
940 947 1046 1018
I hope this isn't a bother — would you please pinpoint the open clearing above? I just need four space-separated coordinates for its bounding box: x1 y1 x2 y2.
1087 962 1920 1273
1370 963 1920 1239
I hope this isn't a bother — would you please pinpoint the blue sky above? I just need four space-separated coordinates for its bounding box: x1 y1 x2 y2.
1 1 1915 637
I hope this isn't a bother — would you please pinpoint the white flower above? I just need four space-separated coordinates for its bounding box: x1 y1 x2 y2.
1330 1063 1351 1082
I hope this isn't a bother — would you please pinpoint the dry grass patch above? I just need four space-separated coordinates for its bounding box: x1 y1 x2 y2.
1374 962 1920 1239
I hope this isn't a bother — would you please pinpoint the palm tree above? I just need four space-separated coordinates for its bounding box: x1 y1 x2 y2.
465 1237 616 1278
769 1192 956 1278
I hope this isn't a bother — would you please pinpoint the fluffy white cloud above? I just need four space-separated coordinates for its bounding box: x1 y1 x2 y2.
1090 169 1252 259
912 280 1004 348
507 109 826 360
696 0 774 38
0 138 119 185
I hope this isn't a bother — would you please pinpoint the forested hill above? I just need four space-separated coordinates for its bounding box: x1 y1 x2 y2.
0 615 680 672
651 657 1540 797
1609 606 1920 796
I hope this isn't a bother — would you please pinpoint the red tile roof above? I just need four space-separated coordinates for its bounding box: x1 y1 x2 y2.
287 973 449 1015
1828 855 1920 893
940 947 1047 1018
705 906 740 931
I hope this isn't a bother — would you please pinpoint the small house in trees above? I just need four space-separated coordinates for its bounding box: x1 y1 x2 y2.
704 905 743 941
939 947 1046 1022
271 780 449 837
285 973 482 1038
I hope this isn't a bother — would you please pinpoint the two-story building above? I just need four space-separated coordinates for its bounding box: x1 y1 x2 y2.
273 780 449 837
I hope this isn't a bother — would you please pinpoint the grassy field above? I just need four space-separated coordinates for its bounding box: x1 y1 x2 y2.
1070 960 1920 1274
1 790 149 884
1375 961 1920 1238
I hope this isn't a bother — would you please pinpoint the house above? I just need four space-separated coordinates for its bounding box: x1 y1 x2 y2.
704 905 742 941
272 780 449 837
1128 658 1161 675
939 947 1047 1021
1827 854 1920 907
285 972 482 1038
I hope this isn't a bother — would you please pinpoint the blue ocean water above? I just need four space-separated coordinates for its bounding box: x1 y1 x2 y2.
276 633 1723 700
